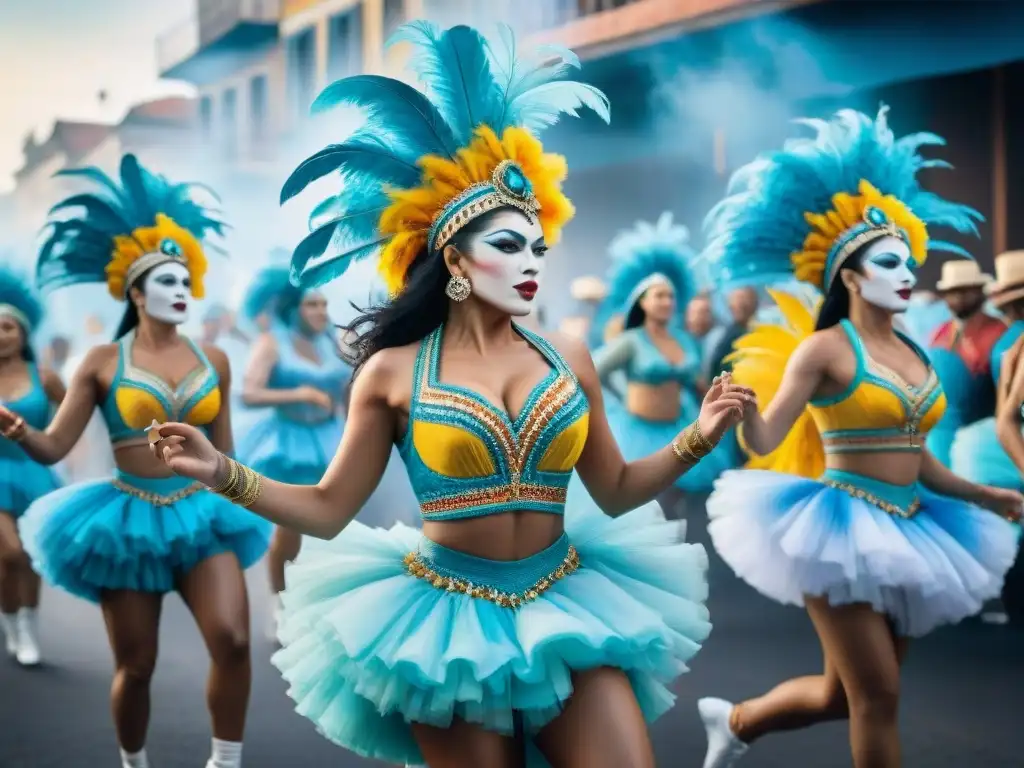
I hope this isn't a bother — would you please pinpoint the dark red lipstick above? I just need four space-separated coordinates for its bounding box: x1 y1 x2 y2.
514 280 538 300
897 289 912 300
172 302 187 311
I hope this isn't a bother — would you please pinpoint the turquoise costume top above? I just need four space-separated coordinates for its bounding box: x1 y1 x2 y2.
399 323 590 521
0 364 52 460
991 320 1024 384
594 326 701 391
268 325 350 425
99 328 221 449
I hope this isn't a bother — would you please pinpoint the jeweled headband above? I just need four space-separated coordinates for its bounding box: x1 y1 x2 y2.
824 205 909 290
428 160 542 254
123 237 188 292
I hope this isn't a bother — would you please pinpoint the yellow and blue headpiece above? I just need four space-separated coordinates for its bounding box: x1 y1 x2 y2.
701 106 982 293
281 21 610 296
36 154 225 300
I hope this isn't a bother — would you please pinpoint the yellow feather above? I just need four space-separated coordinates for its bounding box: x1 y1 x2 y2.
106 213 207 300
728 290 825 478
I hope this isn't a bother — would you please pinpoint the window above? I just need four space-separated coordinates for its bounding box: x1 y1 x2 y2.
287 28 317 119
249 74 268 142
383 0 404 38
221 87 237 158
327 9 363 81
199 95 213 139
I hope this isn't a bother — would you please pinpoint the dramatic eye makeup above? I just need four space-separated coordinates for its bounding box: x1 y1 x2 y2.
532 240 548 257
483 229 527 253
155 274 179 287
868 253 904 270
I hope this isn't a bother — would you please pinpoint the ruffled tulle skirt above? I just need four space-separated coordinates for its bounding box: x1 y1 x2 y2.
0 455 61 518
271 489 711 766
706 467 1020 637
603 389 739 492
237 411 342 485
951 417 1023 490
19 471 272 603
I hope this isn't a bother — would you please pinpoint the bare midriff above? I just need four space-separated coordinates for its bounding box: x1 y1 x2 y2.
112 443 182 479
626 381 683 423
422 511 565 562
827 450 923 487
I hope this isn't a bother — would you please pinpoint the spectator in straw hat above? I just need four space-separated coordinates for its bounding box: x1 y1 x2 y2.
924 259 1005 466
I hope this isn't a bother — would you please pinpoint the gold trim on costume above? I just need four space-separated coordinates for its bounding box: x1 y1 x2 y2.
822 478 921 519
402 545 581 608
111 478 204 506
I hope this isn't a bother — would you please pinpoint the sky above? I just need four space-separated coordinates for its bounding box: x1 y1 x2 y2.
0 0 195 192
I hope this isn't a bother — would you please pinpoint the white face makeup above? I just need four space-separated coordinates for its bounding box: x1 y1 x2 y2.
854 236 916 313
458 210 547 316
141 261 192 325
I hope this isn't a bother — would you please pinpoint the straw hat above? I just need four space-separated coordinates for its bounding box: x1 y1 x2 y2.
935 259 992 292
985 251 1024 307
570 275 608 302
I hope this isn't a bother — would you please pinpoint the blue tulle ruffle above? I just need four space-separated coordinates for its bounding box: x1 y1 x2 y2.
19 471 272 603
706 468 1020 637
951 417 1023 490
237 411 342 484
0 456 61 518
271 492 710 766
603 388 739 492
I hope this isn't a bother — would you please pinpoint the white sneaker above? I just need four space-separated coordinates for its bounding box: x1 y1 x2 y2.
15 608 40 666
699 697 749 768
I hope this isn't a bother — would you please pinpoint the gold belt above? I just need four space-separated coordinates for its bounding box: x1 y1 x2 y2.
110 478 205 506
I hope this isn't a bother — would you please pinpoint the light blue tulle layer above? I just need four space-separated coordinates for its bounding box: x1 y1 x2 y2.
237 411 342 484
19 471 272 603
271 493 710 766
707 468 1020 637
951 417 1023 490
603 388 739 492
0 456 61 518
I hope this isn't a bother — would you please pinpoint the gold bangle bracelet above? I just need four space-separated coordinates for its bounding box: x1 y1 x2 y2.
690 419 714 453
671 435 699 465
211 457 264 508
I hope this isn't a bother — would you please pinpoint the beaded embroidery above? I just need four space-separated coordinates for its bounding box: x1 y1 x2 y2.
403 545 580 608
111 478 204 506
822 478 920 519
406 323 589 520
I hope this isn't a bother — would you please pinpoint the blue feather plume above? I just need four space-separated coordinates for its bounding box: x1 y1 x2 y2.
701 105 983 291
37 154 226 295
284 21 610 291
604 212 702 315
242 266 295 322
0 264 44 331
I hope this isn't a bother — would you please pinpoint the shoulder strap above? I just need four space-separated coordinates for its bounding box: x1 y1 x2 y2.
838 319 867 374
411 326 441 402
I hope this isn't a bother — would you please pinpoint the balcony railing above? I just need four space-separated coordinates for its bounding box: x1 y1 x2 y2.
157 0 280 77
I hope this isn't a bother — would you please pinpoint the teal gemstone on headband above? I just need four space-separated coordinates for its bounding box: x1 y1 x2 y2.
159 238 182 257
502 163 531 198
864 206 888 227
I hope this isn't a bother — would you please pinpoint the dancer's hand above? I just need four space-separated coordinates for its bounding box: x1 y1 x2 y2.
148 421 224 487
0 404 26 442
697 373 756 445
295 385 334 411
977 485 1024 522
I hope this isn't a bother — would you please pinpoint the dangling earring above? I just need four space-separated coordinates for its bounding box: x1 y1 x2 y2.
445 275 471 302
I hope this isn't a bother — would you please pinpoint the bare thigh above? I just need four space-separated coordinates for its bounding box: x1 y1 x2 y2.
0 511 25 559
536 667 654 768
411 719 524 768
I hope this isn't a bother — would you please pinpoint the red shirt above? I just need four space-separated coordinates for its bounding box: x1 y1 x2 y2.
929 314 1008 376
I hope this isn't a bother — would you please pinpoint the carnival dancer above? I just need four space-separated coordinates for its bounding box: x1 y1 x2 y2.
695 107 1022 768
923 259 1004 466
143 21 756 768
4 155 271 768
950 251 1024 490
595 213 741 498
0 267 64 666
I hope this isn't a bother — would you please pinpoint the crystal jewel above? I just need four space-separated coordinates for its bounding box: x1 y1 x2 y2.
864 206 888 227
160 238 182 257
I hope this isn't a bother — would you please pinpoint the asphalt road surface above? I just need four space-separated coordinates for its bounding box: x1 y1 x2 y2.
2 498 1021 767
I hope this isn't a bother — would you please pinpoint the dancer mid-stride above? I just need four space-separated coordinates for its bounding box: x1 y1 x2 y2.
0 266 64 666
3 155 271 768
697 107 1022 768
143 21 755 768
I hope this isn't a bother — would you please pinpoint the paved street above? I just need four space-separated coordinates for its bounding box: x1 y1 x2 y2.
2 500 1021 767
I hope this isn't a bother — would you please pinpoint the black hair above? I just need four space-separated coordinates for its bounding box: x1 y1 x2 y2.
624 297 647 330
114 265 156 340
340 208 509 375
814 245 870 331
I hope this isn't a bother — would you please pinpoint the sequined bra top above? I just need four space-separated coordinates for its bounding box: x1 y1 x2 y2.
398 323 590 520
0 363 52 460
593 327 700 386
101 329 221 449
808 319 945 455
268 326 350 425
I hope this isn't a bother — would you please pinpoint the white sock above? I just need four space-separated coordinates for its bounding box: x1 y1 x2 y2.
120 747 149 768
1 612 17 654
207 738 243 768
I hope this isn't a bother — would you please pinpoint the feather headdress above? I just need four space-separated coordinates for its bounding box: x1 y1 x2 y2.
605 212 701 315
36 154 226 300
241 266 301 323
702 106 982 292
0 265 44 333
282 21 610 296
